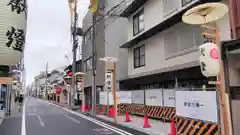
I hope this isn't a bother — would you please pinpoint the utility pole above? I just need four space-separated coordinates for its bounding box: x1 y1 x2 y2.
45 62 48 100
70 0 78 108
91 14 97 115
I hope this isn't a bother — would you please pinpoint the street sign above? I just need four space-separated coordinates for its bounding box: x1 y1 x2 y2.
105 70 113 91
199 43 220 77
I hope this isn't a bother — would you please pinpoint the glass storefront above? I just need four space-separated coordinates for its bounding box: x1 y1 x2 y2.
0 84 7 117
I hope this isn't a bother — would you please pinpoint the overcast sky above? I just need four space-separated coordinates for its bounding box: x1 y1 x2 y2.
24 0 89 85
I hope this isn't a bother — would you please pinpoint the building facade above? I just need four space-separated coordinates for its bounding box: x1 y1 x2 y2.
118 0 231 89
81 0 128 105
0 0 27 118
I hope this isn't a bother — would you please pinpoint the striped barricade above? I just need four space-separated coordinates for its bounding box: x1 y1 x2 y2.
130 104 145 116
163 107 176 122
145 106 165 119
175 117 219 135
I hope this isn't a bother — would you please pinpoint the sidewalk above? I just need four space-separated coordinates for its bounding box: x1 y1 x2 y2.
75 108 171 135
96 114 170 135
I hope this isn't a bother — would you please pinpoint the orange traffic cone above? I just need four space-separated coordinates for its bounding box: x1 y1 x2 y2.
81 105 85 112
171 120 177 135
143 114 151 128
125 112 131 122
109 107 113 117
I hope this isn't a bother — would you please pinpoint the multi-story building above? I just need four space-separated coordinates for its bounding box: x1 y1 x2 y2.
34 72 47 98
0 0 27 118
118 0 231 89
82 0 128 105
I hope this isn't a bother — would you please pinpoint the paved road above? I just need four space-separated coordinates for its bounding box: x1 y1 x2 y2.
1 97 148 135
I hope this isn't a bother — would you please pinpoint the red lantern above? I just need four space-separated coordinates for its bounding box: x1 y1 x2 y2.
56 88 61 94
67 72 73 76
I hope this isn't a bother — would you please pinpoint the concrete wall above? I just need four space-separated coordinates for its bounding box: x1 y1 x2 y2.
82 0 128 89
126 0 231 78
82 11 105 88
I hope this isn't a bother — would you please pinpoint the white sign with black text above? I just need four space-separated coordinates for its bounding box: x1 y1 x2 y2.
131 90 144 104
105 71 113 91
176 91 218 123
163 89 176 107
117 91 132 104
145 89 163 106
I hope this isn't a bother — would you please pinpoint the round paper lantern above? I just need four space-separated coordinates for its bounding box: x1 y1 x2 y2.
199 42 220 77
0 0 27 65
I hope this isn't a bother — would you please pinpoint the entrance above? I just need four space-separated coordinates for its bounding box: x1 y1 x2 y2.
222 39 240 135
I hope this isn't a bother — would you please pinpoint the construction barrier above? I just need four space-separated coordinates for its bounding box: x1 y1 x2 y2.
175 116 219 135
163 107 175 121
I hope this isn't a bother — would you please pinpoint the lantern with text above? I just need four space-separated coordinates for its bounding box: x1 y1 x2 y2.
0 0 27 65
199 42 220 77
105 70 113 91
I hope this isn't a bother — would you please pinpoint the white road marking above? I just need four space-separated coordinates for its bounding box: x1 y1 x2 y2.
37 116 45 127
64 115 81 124
44 100 133 135
21 98 28 135
33 108 36 113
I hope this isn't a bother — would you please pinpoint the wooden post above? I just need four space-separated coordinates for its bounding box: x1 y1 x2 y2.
202 23 232 135
105 62 118 123
112 62 118 123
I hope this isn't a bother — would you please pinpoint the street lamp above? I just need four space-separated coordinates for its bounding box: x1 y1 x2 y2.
182 3 232 135
99 56 118 123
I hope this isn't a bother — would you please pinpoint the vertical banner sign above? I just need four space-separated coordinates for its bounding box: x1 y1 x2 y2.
105 70 113 91
131 90 144 104
176 91 218 123
199 43 220 77
0 0 27 65
163 89 176 107
145 89 163 106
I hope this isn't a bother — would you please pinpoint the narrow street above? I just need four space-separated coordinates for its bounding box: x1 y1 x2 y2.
0 97 148 135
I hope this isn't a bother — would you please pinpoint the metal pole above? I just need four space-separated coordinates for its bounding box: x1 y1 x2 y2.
45 62 48 100
71 0 78 108
91 14 97 115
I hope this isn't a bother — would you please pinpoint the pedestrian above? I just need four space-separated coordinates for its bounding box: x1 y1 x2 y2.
18 94 24 112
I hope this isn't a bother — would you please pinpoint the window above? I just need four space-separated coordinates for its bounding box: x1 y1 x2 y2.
164 23 205 57
182 0 193 6
133 10 144 35
133 45 145 68
85 57 92 72
163 0 178 16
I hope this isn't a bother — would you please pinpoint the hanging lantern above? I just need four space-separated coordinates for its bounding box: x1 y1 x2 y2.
0 0 27 65
56 88 61 94
67 72 73 76
199 42 220 77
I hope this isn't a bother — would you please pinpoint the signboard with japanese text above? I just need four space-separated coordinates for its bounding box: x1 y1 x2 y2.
199 43 220 77
145 89 163 106
131 90 144 104
0 0 27 65
105 71 113 91
99 92 108 105
176 91 218 123
163 89 176 107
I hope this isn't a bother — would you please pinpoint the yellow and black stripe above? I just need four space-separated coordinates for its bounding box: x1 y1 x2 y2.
164 107 175 121
175 117 219 135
